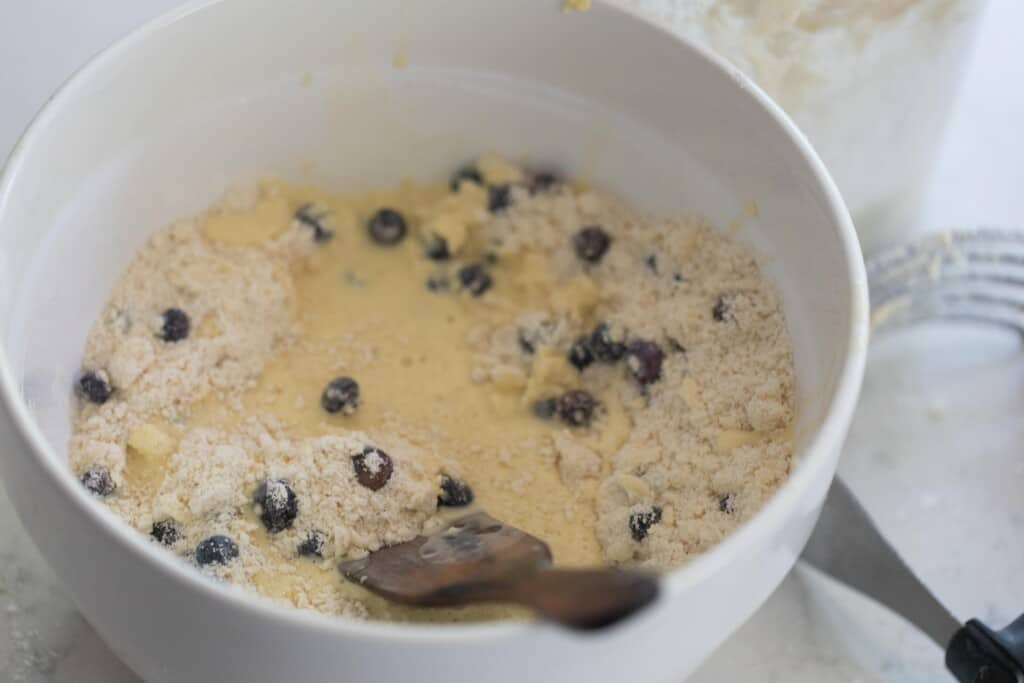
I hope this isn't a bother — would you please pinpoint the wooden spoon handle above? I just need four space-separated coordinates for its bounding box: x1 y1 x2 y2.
502 567 660 630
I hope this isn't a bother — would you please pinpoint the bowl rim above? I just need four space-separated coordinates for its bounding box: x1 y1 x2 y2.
0 0 869 644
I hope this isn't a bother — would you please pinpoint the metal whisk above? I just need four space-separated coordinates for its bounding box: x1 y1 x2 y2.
868 228 1024 335
807 227 1024 681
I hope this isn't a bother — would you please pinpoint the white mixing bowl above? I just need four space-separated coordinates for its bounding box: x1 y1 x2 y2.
0 1 868 680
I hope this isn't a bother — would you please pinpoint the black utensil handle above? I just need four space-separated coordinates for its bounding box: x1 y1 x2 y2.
947 615 1024 682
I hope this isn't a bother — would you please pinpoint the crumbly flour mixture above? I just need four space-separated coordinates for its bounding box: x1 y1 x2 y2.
68 154 795 622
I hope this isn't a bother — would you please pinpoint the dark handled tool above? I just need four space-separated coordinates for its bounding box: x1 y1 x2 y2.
339 511 659 630
802 478 1024 682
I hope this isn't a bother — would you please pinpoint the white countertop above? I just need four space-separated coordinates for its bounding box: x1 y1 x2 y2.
2 1 1023 681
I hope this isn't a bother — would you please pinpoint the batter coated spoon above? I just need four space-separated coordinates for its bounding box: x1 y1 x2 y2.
338 511 659 630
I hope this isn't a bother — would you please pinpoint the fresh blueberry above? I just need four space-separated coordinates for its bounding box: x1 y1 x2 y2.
367 208 407 246
626 340 665 385
532 397 558 420
719 494 736 514
424 235 450 261
572 226 611 263
253 479 298 533
588 323 626 362
457 263 492 297
352 446 394 491
159 308 190 342
712 297 731 322
426 274 450 292
644 254 658 273
567 335 594 371
438 475 474 508
297 530 326 558
321 376 360 415
80 466 115 496
517 328 536 355
294 203 334 243
629 506 662 542
77 370 112 404
488 185 511 213
529 171 560 195
557 389 597 427
195 535 239 566
450 165 483 191
151 519 180 546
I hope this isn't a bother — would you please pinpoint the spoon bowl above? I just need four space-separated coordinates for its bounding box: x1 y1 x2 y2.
340 512 659 630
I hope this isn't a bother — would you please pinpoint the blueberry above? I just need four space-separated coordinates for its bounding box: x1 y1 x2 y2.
253 479 298 533
367 208 407 245
424 235 451 261
532 397 558 420
517 328 535 355
572 226 611 263
294 203 334 243
352 446 394 491
529 171 560 195
488 185 511 213
195 535 239 566
450 165 483 192
719 494 736 514
712 297 731 322
567 335 594 371
426 274 450 292
80 466 115 496
151 519 180 546
588 323 626 362
321 376 360 415
159 308 190 342
673 273 685 283
77 370 112 404
557 389 597 427
457 263 492 297
629 506 662 542
438 476 474 507
645 254 658 273
297 530 326 558
626 340 664 385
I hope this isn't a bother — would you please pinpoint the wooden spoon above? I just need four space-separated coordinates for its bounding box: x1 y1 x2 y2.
338 511 659 630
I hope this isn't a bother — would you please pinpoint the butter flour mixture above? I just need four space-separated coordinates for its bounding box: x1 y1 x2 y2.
68 155 795 621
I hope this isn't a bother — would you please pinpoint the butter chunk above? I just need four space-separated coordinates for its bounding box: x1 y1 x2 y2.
552 430 601 491
127 423 177 461
477 152 525 186
680 377 702 407
196 315 222 338
614 473 653 504
428 213 470 254
418 185 487 255
716 429 765 455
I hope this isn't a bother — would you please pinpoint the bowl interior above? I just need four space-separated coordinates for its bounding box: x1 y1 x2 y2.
0 0 860 593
